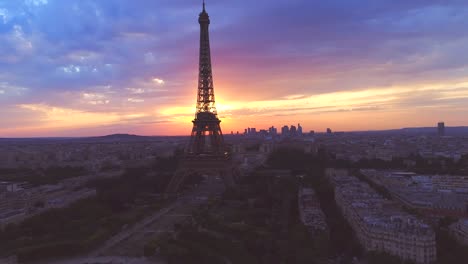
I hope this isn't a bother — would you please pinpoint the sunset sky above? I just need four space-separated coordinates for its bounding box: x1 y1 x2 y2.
1 0 468 137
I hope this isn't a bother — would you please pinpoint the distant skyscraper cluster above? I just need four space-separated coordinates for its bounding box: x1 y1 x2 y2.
243 127 272 137
243 123 304 137
282 123 303 137
268 126 278 135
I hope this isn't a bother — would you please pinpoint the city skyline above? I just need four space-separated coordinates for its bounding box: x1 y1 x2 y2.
1 1 468 137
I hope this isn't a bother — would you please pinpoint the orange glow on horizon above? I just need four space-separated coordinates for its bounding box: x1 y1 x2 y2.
1 78 467 137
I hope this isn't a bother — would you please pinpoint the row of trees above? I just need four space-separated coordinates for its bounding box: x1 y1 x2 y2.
267 147 421 264
333 154 468 176
0 166 87 186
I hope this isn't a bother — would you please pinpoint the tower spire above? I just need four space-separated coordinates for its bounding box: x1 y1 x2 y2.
203 0 205 12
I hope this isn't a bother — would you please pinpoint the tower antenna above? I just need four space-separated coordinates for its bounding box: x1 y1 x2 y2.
203 0 205 11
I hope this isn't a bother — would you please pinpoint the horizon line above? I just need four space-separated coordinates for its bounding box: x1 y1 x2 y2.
1 125 467 139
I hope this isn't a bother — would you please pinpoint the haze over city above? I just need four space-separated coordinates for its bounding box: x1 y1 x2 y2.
1 0 467 137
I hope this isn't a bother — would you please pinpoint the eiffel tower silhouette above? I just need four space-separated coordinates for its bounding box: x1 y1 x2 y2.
165 1 237 195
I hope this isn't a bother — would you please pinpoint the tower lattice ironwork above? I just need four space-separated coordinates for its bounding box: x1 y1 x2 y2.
188 0 225 155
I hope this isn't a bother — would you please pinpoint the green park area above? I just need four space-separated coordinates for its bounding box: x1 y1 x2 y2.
144 149 331 263
0 156 179 262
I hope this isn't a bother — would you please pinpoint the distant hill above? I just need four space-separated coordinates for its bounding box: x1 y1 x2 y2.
352 126 468 136
78 134 190 142
90 134 148 140
80 133 166 142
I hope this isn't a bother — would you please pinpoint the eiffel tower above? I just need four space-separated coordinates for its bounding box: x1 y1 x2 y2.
189 0 224 155
165 1 236 195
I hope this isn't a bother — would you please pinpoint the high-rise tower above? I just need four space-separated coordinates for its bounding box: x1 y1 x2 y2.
188 0 225 155
438 122 445 137
165 2 236 196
